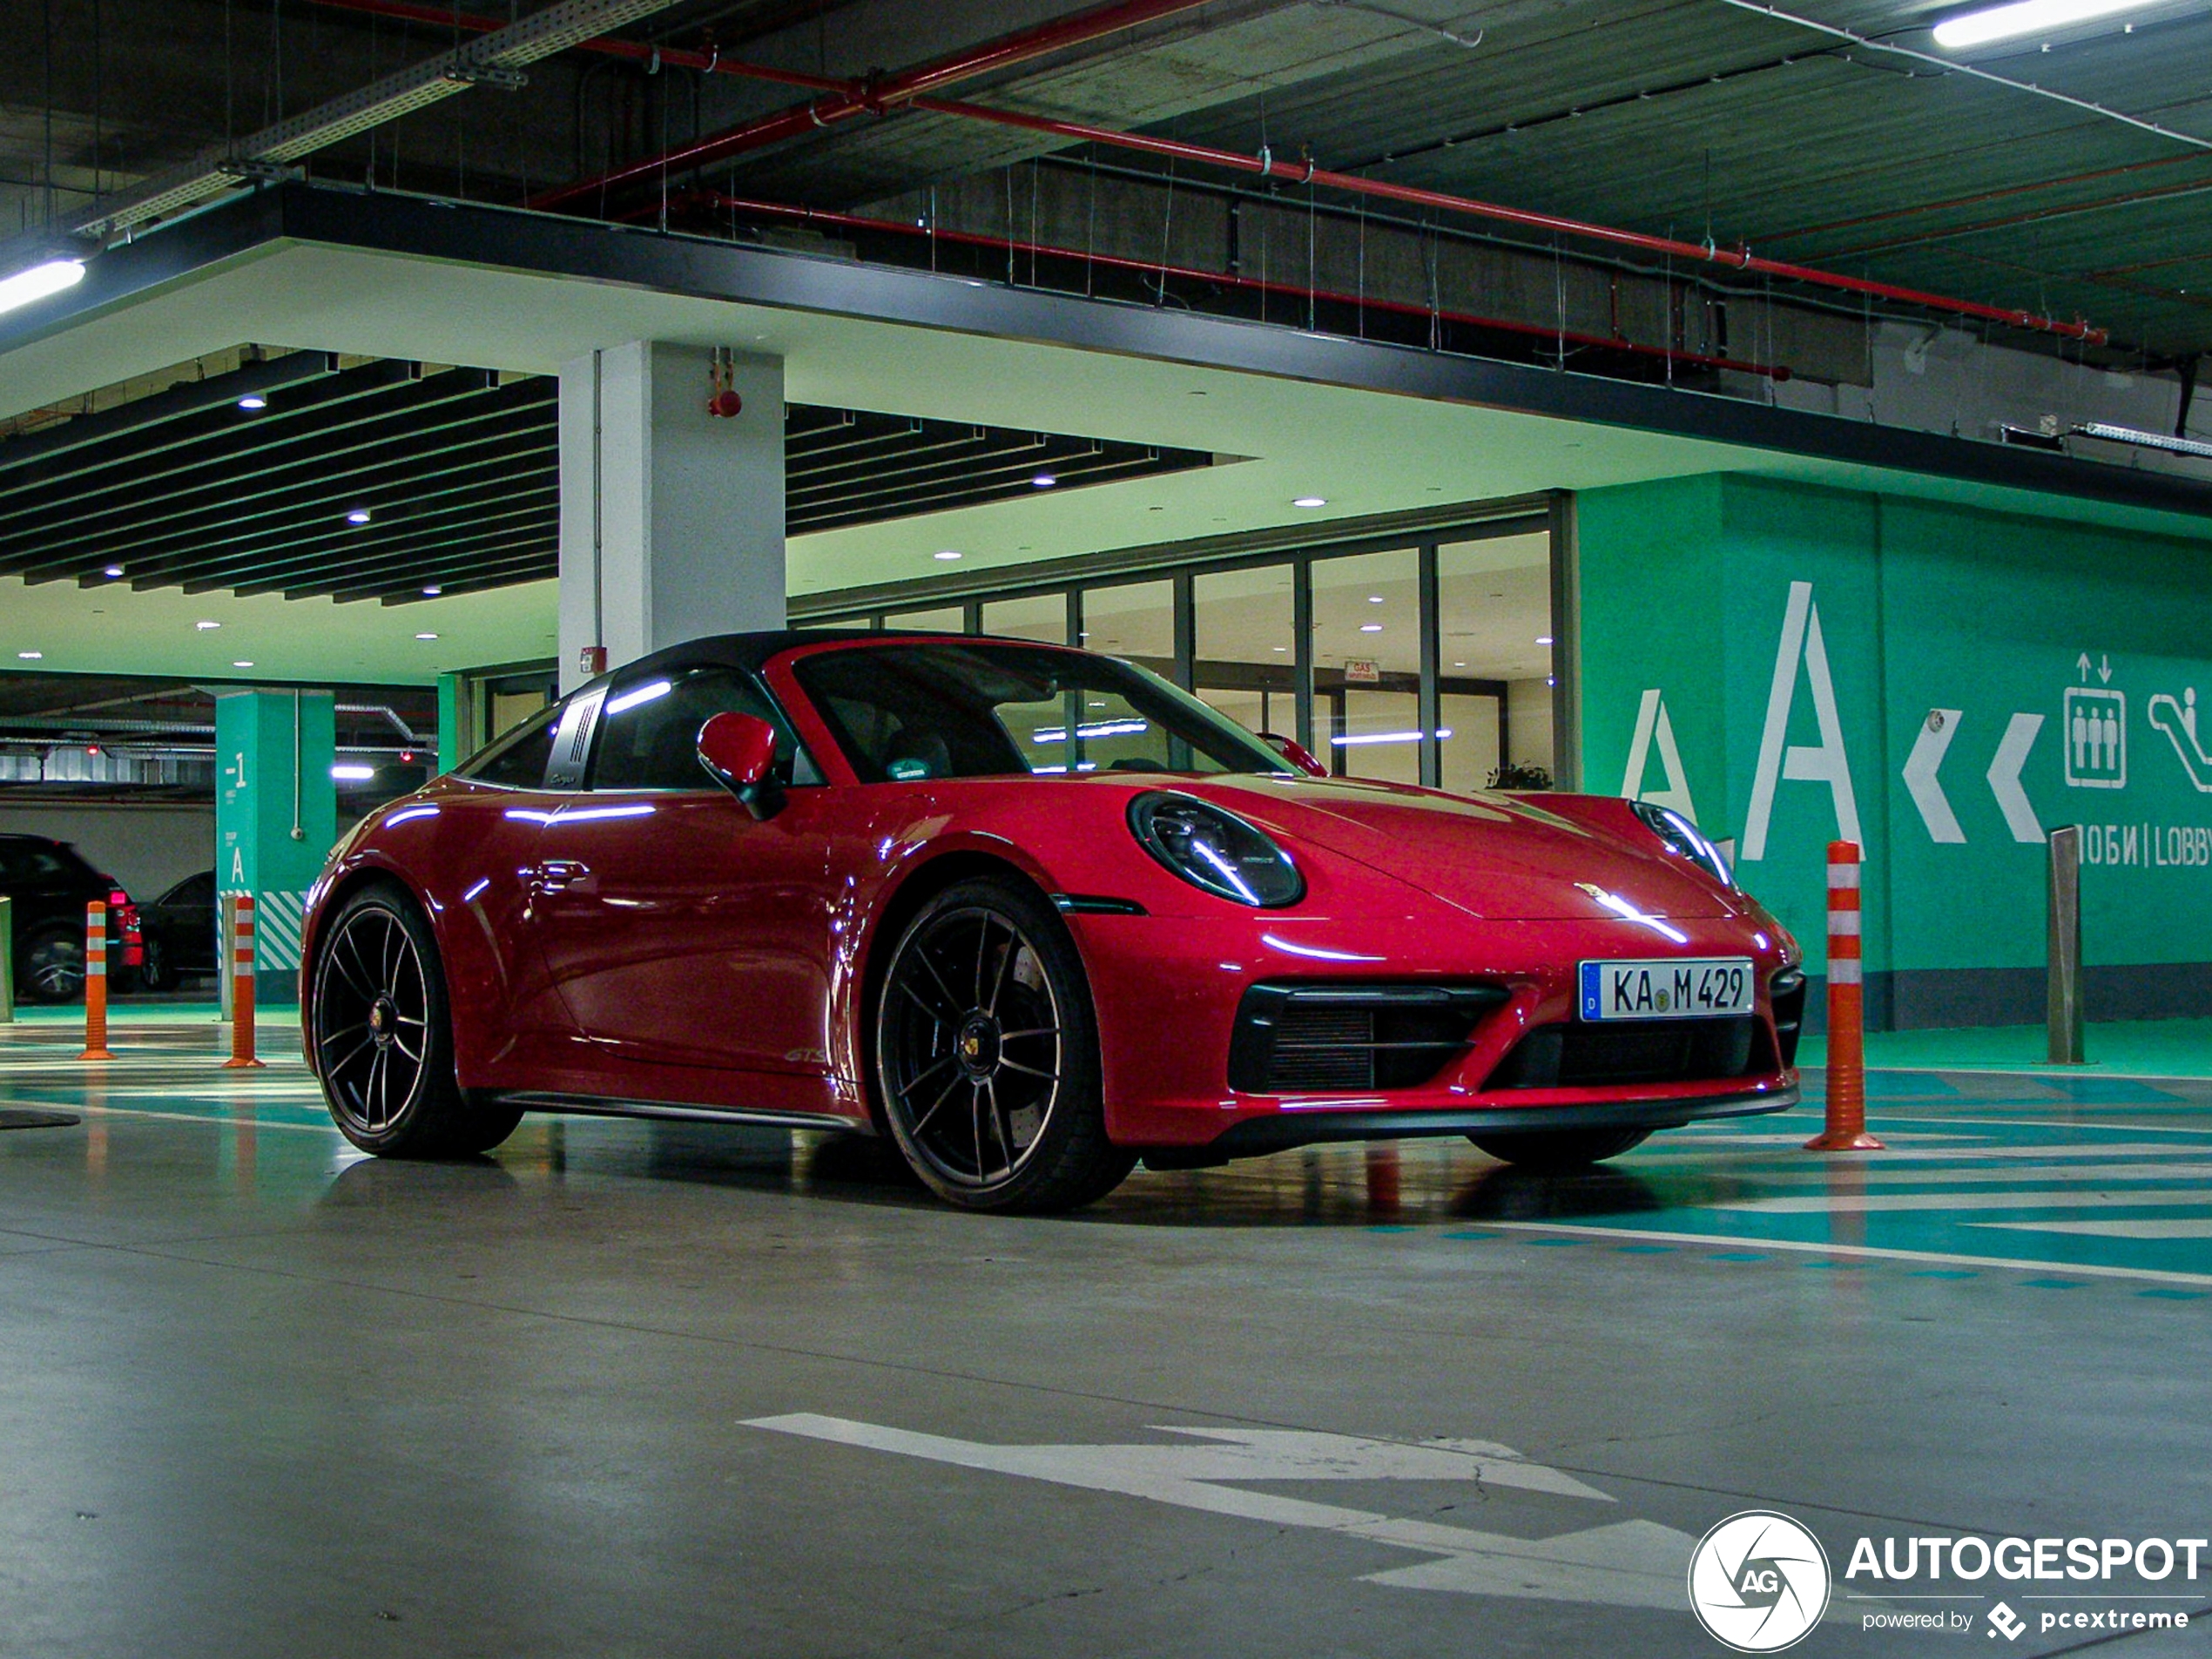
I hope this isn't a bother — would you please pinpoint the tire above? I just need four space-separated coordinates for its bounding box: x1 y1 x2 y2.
873 876 1135 1213
136 934 171 993
21 926 84 1004
310 883 516 1158
1467 1126 1650 1172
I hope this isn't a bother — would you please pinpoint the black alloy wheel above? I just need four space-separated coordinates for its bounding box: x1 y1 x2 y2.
875 877 1133 1212
1467 1125 1650 1171
22 927 85 1004
311 884 522 1157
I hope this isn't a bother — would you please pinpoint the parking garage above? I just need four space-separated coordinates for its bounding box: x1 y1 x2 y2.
4 3 2212 1655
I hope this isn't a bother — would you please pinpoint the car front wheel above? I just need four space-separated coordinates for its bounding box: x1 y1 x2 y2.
21 926 84 1003
874 876 1134 1213
311 884 520 1157
1467 1126 1649 1171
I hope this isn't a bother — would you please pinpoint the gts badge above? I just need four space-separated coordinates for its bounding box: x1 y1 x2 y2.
784 1047 828 1066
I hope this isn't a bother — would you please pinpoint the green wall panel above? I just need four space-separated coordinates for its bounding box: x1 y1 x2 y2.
1579 475 2212 1028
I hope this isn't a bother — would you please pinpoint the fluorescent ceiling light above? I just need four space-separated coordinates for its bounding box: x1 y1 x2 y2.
237 395 267 411
0 257 84 317
1291 496 1327 509
346 508 373 525
17 651 43 660
1359 623 1383 633
415 631 439 641
232 660 254 668
933 550 961 561
1536 635 1554 645
421 584 442 596
1932 0 2157 49
102 565 123 577
1030 473 1057 488
195 619 219 631
331 764 376 780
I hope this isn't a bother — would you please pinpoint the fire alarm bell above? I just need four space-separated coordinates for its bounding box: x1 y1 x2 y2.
577 644 608 678
707 347 743 418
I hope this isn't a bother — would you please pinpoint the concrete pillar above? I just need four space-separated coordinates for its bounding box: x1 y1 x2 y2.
556 341 785 693
213 691 336 1006
435 671 466 775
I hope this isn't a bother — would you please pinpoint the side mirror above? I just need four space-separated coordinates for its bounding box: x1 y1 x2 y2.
1258 732 1327 778
698 712 783 819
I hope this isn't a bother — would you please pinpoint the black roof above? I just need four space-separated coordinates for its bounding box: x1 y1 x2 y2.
611 629 1076 683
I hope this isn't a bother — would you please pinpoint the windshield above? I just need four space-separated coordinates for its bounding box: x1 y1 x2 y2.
792 641 1293 783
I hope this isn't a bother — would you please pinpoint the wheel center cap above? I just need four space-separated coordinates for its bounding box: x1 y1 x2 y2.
955 1014 1001 1077
368 997 395 1044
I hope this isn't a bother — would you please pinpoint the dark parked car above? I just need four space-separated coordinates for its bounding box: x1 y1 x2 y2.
0 833 139 1003
137 869 219 991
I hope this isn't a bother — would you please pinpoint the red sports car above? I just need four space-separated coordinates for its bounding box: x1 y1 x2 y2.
302 631 1803 1211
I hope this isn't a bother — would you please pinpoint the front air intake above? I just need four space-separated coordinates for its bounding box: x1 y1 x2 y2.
1229 981 1509 1095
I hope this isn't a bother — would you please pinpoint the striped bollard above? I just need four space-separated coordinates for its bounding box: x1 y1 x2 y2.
1805 840 1882 1151
78 900 114 1061
221 894 266 1070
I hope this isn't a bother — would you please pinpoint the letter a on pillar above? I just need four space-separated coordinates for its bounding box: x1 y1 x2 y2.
1742 579 1860 861
1621 688 1698 823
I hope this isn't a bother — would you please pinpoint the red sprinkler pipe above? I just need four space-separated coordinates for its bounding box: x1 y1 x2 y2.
684 190 1795 380
307 0 2107 344
522 0 1219 210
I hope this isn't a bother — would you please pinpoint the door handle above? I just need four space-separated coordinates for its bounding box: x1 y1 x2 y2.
534 859 590 892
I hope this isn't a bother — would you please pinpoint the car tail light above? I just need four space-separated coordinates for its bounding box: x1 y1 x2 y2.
110 887 144 965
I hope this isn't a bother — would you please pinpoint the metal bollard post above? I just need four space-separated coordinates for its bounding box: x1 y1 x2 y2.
0 894 14 1023
78 900 114 1061
1806 840 1884 1152
2048 826 2086 1065
220 893 265 1070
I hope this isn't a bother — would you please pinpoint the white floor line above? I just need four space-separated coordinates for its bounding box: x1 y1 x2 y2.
1636 1142 2212 1165
1716 1188 2212 1215
1973 1217 2212 1241
1470 1222 2212 1289
1707 1162 2212 1188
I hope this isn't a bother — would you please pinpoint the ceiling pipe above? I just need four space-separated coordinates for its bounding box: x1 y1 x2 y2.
524 0 1219 211
682 191 1794 381
307 0 2107 344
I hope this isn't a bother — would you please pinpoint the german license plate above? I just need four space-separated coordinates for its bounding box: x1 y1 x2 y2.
1579 958 1753 1021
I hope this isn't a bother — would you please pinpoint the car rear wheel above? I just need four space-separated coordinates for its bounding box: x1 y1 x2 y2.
135 934 172 992
1467 1126 1649 1171
874 877 1134 1213
21 926 84 1003
312 884 519 1158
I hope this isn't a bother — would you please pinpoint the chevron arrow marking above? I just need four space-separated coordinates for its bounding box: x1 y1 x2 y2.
1902 711 1966 844
1987 713 2045 844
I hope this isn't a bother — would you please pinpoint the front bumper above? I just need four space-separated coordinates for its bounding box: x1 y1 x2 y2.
1067 906 1799 1151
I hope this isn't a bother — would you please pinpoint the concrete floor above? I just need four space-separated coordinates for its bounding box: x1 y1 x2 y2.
3 1020 2211 1657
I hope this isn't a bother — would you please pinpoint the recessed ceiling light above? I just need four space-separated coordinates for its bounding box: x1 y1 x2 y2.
1536 635 1554 645
1030 473 1057 488
103 565 123 577
1291 496 1327 509
17 650 42 659
934 550 961 561
232 660 254 668
415 631 439 641
237 395 267 411
1367 595 1385 604
1933 0 2155 49
346 508 373 525
421 583 442 597
195 619 219 631
1272 645 1288 652
1453 660 1467 668
1359 623 1383 633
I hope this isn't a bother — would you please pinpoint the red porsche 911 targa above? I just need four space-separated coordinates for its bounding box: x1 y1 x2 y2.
302 631 1804 1211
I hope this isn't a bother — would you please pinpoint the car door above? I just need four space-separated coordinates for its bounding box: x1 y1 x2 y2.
527 664 837 1076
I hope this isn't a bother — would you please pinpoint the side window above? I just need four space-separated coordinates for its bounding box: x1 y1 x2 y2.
588 667 811 792
462 703 561 788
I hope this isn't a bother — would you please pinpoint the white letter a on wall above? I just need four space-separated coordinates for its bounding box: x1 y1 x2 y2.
1742 580 1861 861
1622 689 1698 823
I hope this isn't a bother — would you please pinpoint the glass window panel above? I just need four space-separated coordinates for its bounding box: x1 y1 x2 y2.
1437 531 1554 779
1310 549 1420 778
982 593 1069 644
1078 579 1173 675
1440 692 1502 794
884 605 967 633
1194 563 1294 735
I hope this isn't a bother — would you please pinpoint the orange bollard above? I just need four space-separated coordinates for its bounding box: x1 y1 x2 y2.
1806 840 1883 1151
220 893 265 1070
78 900 114 1061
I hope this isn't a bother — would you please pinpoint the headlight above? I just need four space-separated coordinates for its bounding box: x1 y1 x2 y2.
1630 799 1734 887
1128 792 1305 907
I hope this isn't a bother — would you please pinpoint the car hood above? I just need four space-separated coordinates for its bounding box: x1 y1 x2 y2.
1178 774 1743 922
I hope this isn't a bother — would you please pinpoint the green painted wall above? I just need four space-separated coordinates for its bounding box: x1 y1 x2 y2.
213 691 336 1004
1579 475 2212 1027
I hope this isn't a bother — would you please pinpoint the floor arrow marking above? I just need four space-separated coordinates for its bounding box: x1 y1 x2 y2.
746 1413 1698 1608
1902 710 1966 843
1987 712 2045 844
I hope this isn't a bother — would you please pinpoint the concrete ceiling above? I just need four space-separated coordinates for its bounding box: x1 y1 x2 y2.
4 209 2212 685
